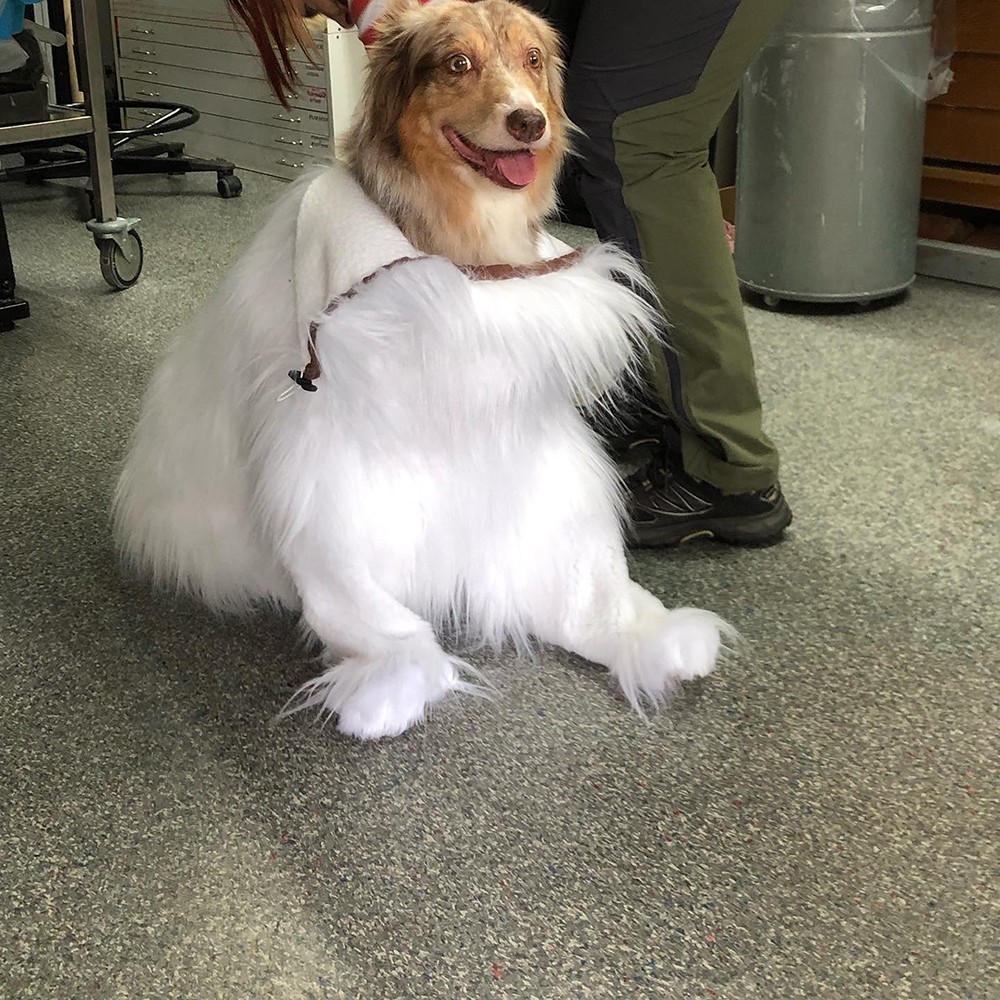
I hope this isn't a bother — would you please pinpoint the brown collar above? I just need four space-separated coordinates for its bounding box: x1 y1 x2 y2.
457 250 584 281
288 249 585 392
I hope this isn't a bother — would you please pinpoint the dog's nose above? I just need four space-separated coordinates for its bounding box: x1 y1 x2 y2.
505 108 546 144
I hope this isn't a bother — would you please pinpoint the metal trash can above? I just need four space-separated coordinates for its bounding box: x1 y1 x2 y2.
734 0 935 306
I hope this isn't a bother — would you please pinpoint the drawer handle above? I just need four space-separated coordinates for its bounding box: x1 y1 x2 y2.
274 113 301 123
131 27 155 34
134 69 158 76
275 136 304 146
135 89 160 98
278 158 305 168
130 48 156 56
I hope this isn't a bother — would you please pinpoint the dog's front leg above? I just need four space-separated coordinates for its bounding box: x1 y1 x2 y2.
280 557 478 740
529 541 734 713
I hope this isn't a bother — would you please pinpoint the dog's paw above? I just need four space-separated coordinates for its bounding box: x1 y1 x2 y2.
614 607 735 711
333 653 460 740
279 644 480 740
655 607 731 681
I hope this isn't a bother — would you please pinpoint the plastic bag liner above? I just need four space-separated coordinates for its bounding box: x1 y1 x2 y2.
927 0 956 98
848 0 956 99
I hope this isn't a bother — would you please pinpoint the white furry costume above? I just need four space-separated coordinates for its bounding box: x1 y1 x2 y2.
114 163 727 739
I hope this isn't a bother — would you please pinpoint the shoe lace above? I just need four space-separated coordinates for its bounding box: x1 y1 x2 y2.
620 436 669 490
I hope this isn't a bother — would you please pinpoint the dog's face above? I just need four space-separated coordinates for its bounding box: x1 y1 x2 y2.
365 0 568 199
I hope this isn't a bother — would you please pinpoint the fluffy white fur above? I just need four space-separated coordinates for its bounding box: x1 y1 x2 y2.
113 164 732 739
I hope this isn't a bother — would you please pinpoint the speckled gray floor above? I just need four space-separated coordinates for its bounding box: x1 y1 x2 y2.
1 169 997 1000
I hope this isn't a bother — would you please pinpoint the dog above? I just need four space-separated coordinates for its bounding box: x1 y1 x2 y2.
113 0 732 740
342 0 568 267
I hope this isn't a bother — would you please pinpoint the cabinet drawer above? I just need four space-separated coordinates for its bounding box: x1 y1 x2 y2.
117 15 321 66
123 95 329 155
119 58 328 112
114 0 233 25
172 130 331 180
120 79 330 135
932 53 1000 113
955 0 1000 56
924 105 1000 167
117 37 328 85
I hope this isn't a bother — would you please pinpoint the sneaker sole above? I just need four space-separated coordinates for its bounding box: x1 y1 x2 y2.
629 497 793 548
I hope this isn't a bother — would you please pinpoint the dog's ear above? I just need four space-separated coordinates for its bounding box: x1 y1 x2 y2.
537 17 566 113
359 7 442 153
361 35 416 154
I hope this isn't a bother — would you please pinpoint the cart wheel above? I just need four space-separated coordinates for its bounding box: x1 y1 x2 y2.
100 231 144 290
217 174 243 199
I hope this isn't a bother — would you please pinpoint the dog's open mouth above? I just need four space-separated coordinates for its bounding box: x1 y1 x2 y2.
442 126 538 189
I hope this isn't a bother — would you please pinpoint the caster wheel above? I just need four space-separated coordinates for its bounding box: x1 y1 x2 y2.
100 231 144 290
762 294 782 311
217 174 243 199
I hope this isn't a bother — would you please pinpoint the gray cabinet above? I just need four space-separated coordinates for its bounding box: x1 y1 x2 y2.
112 0 367 179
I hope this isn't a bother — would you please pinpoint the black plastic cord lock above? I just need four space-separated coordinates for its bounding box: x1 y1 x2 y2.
288 369 318 392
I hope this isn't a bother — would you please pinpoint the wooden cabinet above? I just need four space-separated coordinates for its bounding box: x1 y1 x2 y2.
112 0 367 180
922 0 1000 209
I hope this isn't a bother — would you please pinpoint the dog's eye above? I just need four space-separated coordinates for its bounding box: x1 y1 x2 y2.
447 53 472 75
526 48 542 70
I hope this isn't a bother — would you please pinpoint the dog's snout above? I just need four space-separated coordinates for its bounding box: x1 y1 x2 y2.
505 108 546 144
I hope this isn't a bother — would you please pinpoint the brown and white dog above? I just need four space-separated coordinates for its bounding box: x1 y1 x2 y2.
343 0 568 265
113 0 730 739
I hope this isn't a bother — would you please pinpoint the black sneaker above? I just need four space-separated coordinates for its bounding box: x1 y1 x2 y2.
624 440 793 547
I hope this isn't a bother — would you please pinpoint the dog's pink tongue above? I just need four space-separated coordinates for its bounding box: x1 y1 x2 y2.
494 150 537 187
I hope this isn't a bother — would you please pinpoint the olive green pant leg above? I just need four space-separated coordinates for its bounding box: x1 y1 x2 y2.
612 0 796 493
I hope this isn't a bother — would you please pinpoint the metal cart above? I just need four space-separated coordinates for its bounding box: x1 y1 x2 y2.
0 0 141 329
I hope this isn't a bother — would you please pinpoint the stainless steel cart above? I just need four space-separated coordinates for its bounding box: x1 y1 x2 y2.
0 0 142 328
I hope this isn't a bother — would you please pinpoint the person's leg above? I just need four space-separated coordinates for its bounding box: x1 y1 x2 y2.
517 0 593 224
561 0 796 543
614 1 799 492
